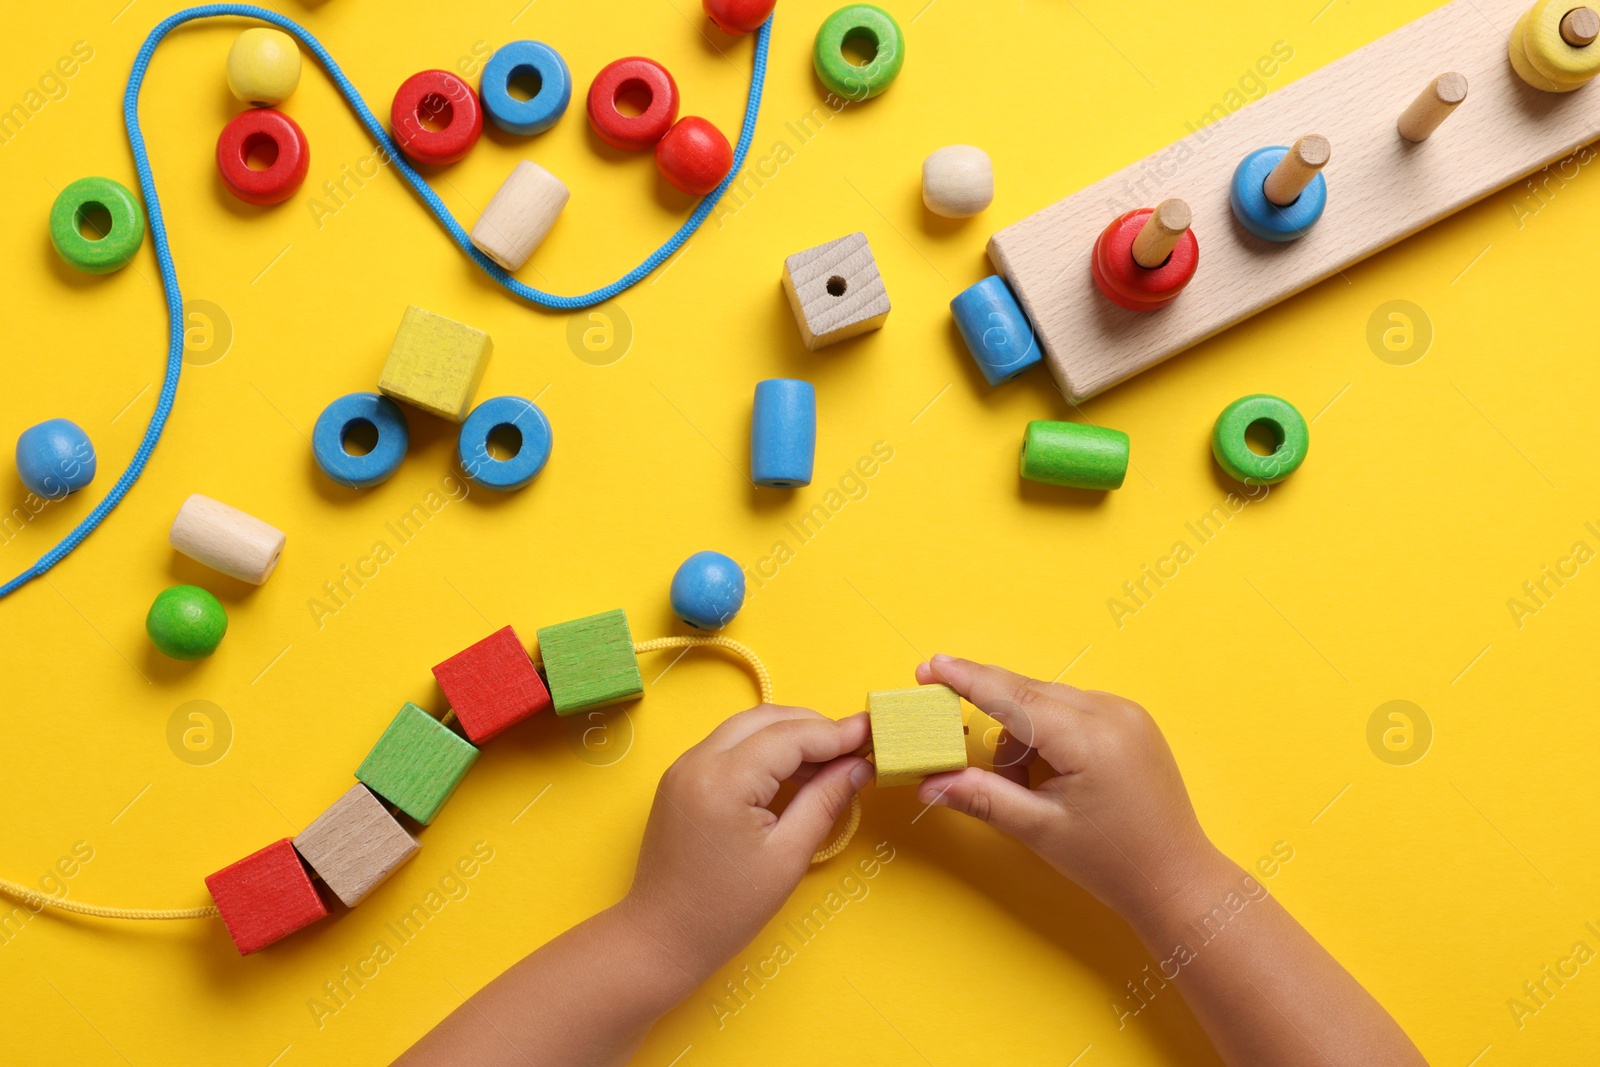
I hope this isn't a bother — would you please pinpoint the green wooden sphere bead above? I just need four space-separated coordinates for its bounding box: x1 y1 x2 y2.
146 585 228 660
49 176 146 275
1019 420 1130 490
813 4 905 100
1211 394 1309 485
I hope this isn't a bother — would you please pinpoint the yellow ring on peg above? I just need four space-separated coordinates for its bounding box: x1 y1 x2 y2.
1511 2 1600 91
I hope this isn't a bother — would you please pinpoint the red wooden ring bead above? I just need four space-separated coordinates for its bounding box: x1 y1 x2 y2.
391 69 483 166
655 116 734 196
1090 209 1199 312
586 57 680 151
216 108 310 206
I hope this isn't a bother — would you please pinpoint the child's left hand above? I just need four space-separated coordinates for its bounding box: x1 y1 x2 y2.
619 705 872 982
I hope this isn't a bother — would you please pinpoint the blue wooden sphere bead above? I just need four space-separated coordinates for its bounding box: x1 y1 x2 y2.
671 550 746 630
1229 147 1327 242
313 393 409 489
15 418 96 498
481 41 572 136
951 275 1040 386
751 379 815 488
458 396 553 492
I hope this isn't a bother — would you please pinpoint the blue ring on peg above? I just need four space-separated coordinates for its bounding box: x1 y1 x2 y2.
313 393 410 489
458 395 553 491
951 275 1041 386
751 379 815 488
480 42 572 136
1229 146 1327 243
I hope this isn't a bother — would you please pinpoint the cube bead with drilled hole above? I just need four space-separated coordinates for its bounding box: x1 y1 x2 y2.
377 305 493 422
536 609 643 716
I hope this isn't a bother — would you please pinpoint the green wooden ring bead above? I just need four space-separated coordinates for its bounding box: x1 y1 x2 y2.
1211 394 1309 485
813 4 905 101
49 176 146 275
146 585 228 660
1019 420 1129 491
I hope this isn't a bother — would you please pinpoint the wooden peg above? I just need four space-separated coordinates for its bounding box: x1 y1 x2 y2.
1398 73 1468 142
1130 198 1192 268
1262 135 1330 206
1562 6 1599 46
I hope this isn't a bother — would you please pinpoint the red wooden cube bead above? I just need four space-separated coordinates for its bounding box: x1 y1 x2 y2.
431 625 552 744
204 838 328 955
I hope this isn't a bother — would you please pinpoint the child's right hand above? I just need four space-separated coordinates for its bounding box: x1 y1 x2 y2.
914 654 1225 924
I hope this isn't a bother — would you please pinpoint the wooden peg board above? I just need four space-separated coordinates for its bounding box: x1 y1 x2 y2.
987 0 1600 401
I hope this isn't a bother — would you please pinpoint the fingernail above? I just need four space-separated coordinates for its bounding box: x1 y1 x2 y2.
917 782 946 806
849 761 874 789
931 653 954 665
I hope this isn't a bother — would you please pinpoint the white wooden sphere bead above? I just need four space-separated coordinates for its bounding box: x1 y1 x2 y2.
169 494 286 585
922 145 993 218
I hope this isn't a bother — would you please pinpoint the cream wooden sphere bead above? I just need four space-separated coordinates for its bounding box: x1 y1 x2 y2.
922 145 993 218
226 28 302 107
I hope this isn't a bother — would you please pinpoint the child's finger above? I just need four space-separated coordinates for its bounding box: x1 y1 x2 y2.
730 714 870 793
916 766 1061 848
706 704 826 750
772 756 873 857
924 655 1087 771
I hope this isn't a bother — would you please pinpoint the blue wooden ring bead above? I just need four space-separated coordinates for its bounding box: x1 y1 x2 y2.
313 393 409 488
15 418 96 498
458 395 552 491
481 41 572 136
951 275 1041 386
1229 147 1326 243
751 379 815 488
670 550 746 630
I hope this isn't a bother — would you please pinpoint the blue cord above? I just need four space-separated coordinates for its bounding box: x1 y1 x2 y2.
0 5 771 599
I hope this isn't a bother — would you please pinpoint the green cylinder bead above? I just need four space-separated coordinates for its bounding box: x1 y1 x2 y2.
812 5 905 101
49 176 146 275
1019 421 1130 490
1211 394 1309 486
146 585 228 660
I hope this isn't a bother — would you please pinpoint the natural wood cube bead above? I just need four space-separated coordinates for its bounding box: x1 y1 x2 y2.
780 232 891 350
867 684 967 788
470 161 570 272
293 784 421 907
378 306 493 423
168 493 286 585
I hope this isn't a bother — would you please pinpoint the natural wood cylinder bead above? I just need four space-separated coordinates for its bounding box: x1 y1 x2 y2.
1397 73 1468 142
1130 198 1191 268
1262 134 1330 206
169 494 286 585
1562 5 1600 45
922 145 993 218
470 161 570 272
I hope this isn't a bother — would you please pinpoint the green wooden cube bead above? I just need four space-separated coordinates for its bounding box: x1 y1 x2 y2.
355 702 478 825
537 609 643 716
1019 420 1130 491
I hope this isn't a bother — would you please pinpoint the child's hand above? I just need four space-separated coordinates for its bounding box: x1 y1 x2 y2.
620 705 872 983
914 655 1222 922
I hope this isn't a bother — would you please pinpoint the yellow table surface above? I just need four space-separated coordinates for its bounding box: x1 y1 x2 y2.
3 1 1597 1063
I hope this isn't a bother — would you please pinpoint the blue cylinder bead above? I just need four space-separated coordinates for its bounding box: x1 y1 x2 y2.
480 41 572 137
15 418 96 499
670 550 746 630
751 379 815 488
458 395 553 491
312 393 410 489
950 275 1041 386
1229 146 1327 243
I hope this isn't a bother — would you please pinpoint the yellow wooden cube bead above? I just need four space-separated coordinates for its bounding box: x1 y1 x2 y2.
378 306 493 423
867 684 967 788
226 28 302 107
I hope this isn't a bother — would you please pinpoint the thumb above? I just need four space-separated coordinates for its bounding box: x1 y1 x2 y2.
918 767 1056 846
773 756 871 858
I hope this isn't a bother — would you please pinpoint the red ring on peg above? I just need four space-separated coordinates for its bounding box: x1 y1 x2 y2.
1090 209 1199 312
216 108 310 206
586 57 680 151
390 69 483 166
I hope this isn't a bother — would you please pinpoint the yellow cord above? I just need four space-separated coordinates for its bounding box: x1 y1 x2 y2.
0 633 860 923
628 636 862 866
